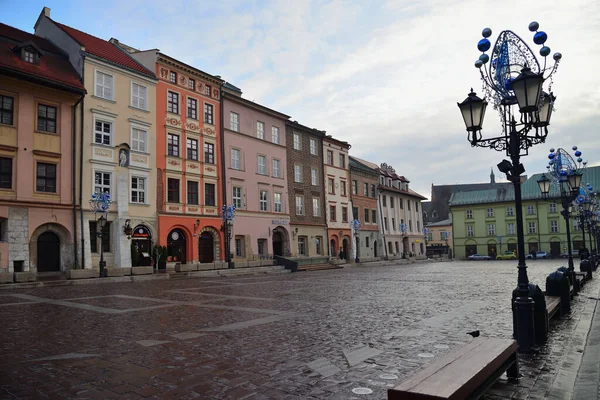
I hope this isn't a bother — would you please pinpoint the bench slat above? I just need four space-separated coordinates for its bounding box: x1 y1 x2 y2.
389 338 517 400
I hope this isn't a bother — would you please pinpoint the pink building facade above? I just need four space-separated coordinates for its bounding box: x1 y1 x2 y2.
222 91 291 258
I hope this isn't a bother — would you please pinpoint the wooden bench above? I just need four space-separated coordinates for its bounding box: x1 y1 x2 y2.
388 337 518 400
575 273 586 288
545 295 560 321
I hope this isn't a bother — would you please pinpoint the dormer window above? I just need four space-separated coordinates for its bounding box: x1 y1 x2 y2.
23 49 35 63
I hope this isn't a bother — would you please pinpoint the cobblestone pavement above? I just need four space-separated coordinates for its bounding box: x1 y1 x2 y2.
0 260 598 399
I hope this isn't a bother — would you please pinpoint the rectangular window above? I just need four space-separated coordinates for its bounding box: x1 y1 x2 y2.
328 178 335 194
409 220 413 232
382 195 386 207
186 138 198 160
330 205 336 221
342 207 348 223
257 121 265 139
272 126 279 144
486 208 494 218
392 218 395 230
528 221 536 234
36 162 56 192
188 78 195 91
574 219 580 231
466 209 473 219
310 138 317 155
187 97 197 119
89 221 111 253
204 183 215 206
235 238 242 257
384 217 388 230
274 192 282 213
506 206 514 216
295 195 303 215
365 237 370 248
390 197 394 208
231 148 240 169
0 157 12 189
94 171 111 195
408 201 411 211
488 224 495 235
298 236 306 256
187 181 198 205
169 71 177 83
315 236 322 254
372 210 377 224
167 134 179 157
258 155 267 175
340 180 346 196
364 209 370 223
205 84 212 97
232 187 242 209
272 159 280 178
230 112 239 132
294 165 302 183
363 182 368 196
259 190 268 211
507 223 515 235
204 143 214 164
313 198 320 216
527 205 535 215
167 91 179 114
327 150 333 165
550 220 559 233
37 104 57 133
339 154 345 169
0 95 14 125
204 103 214 124
311 168 318 186
371 184 376 197
352 206 358 219
131 127 147 153
399 199 403 209
167 178 180 203
131 83 147 110
549 203 557 213
467 225 474 236
258 239 266 255
293 133 301 150
131 176 146 204
352 180 358 195
95 71 113 100
94 120 112 145
23 50 35 63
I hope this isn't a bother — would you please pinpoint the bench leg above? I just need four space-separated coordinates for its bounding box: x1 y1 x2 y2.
507 354 519 379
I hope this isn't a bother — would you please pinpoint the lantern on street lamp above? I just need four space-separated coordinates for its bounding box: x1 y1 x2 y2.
510 67 545 113
457 89 487 145
537 174 551 199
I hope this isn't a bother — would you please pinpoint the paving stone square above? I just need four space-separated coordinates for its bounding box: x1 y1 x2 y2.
0 260 598 399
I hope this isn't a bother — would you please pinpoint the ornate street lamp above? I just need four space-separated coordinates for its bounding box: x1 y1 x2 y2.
89 191 112 277
537 174 551 199
351 219 361 263
458 21 562 352
220 204 236 269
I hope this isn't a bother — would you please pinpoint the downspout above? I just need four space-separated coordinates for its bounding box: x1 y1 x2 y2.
378 188 388 259
535 200 541 251
79 57 86 269
449 209 455 259
219 82 226 260
72 94 84 268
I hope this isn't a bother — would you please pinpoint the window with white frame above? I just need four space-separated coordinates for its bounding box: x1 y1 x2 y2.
488 224 495 235
550 220 559 233
486 208 494 217
507 223 515 235
131 82 147 109
467 225 474 236
187 98 197 119
187 181 199 205
294 165 302 183
272 126 279 144
95 71 113 100
186 138 198 160
131 176 146 203
167 133 179 157
506 206 514 216
131 127 147 152
574 219 580 231
204 103 214 124
258 155 267 175
231 148 240 169
466 209 473 219
94 120 112 145
527 205 535 215
313 197 320 216
310 138 317 155
296 195 303 215
232 186 242 209
167 91 179 114
549 203 557 213
230 112 239 131
272 159 280 178
293 133 301 150
311 168 318 186
94 171 111 195
257 121 265 139
274 192 282 212
259 190 268 211
528 221 536 234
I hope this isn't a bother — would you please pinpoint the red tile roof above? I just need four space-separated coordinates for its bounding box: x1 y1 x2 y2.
0 23 85 92
54 21 155 78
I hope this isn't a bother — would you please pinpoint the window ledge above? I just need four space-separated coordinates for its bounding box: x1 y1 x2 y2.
128 106 149 113
130 203 150 207
92 95 116 104
35 130 60 136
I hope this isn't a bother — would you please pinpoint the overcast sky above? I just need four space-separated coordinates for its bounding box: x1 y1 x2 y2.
5 0 599 199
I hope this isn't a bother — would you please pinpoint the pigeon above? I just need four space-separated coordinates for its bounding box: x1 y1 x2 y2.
467 330 480 338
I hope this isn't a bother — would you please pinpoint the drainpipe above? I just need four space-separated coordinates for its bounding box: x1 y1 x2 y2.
79 56 86 269
378 189 388 259
219 81 226 260
72 93 84 268
536 200 542 251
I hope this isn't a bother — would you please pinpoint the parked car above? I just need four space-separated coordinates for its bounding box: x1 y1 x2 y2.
496 252 517 260
467 254 492 261
560 249 580 259
526 251 550 259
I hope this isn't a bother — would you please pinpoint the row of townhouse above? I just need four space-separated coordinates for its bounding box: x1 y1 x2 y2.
0 8 427 275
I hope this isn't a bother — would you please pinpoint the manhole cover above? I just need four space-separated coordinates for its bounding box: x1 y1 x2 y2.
434 344 449 349
352 387 373 395
418 353 434 358
379 374 398 380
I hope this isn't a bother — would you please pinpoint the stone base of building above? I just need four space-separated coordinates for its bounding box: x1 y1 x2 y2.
67 269 99 279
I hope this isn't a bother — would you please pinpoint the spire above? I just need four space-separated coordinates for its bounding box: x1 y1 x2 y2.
490 167 495 184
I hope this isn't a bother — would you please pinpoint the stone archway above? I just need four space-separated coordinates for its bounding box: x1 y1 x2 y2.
199 226 221 261
272 226 289 257
29 223 73 272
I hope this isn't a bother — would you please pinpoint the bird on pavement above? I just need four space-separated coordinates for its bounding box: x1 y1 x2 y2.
467 330 480 338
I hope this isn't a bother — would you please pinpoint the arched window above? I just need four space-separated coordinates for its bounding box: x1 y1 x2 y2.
432 210 438 218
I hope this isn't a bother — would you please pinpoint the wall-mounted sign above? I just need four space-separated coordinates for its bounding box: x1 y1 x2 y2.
272 219 288 225
132 225 151 239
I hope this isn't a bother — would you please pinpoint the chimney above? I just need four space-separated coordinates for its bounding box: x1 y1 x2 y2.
43 6 51 17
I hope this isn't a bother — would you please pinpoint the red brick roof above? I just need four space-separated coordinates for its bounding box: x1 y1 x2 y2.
0 23 85 92
54 22 155 78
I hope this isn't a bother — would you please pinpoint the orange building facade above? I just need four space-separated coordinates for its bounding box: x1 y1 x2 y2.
125 48 225 264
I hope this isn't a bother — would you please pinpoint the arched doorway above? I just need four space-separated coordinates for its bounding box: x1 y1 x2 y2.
167 229 187 263
373 241 378 257
131 225 152 266
273 230 283 256
342 238 349 260
198 231 214 263
37 232 60 272
330 238 337 257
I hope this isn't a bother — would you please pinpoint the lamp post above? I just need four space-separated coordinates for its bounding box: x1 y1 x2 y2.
89 192 112 278
221 204 235 269
458 22 562 352
351 219 361 263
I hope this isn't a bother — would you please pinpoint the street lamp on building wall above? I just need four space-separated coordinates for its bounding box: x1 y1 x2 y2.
458 22 562 352
89 192 112 278
220 204 235 269
351 219 361 263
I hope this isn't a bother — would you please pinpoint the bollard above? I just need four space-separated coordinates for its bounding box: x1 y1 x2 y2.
512 283 547 344
557 266 578 295
580 259 593 281
546 271 570 316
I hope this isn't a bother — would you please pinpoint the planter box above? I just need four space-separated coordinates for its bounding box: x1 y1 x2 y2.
0 272 13 283
166 262 178 272
106 267 131 277
14 272 36 283
132 266 153 275
67 269 98 280
175 263 197 272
